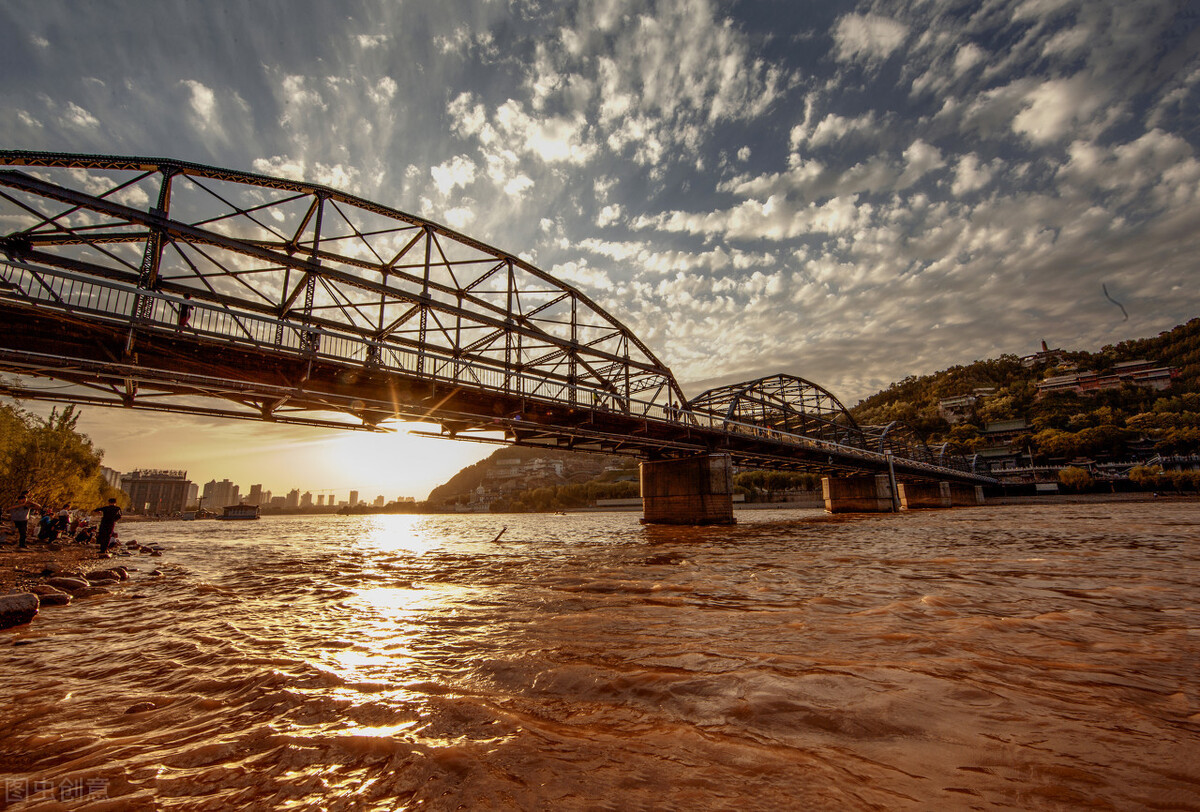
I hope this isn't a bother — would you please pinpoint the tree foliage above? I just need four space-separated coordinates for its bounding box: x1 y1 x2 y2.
1057 466 1093 492
0 404 123 512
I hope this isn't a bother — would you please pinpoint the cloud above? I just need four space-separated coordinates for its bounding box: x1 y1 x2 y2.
356 34 389 49
832 13 908 64
1011 76 1107 144
431 155 478 196
61 102 99 130
950 153 994 196
807 112 877 148
596 203 622 227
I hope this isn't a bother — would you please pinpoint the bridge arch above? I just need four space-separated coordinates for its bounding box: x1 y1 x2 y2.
0 151 686 429
687 373 862 446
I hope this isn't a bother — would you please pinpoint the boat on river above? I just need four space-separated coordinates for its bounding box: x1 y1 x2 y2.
217 503 260 520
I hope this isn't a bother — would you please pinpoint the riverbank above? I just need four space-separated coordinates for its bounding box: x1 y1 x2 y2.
0 542 105 593
1 536 168 633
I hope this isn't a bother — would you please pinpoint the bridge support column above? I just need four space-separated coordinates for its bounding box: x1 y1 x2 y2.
640 454 735 525
898 481 952 509
822 474 895 513
949 484 985 506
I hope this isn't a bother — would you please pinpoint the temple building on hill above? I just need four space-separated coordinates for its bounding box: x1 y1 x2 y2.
1036 360 1177 397
1021 339 1070 368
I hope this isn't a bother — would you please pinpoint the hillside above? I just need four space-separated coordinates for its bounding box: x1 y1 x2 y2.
426 445 632 506
850 318 1200 460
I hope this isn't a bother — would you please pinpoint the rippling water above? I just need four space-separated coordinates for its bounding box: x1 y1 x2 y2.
1 502 1197 810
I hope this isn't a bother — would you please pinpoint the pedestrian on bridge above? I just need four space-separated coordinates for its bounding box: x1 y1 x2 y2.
177 293 193 329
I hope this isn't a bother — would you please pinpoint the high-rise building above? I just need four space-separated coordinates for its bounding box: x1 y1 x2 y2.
121 470 191 515
247 484 263 506
286 488 300 509
100 466 122 490
317 494 325 507
187 482 199 507
301 491 313 508
349 490 359 507
202 479 240 508
374 495 385 506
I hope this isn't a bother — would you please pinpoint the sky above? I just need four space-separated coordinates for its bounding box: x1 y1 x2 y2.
2 0 1198 500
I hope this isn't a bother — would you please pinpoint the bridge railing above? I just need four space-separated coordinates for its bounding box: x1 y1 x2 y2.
0 260 988 481
0 260 673 417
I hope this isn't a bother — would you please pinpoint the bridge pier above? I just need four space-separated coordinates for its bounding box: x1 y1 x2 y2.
949 484 985 506
640 454 735 525
822 474 896 513
898 481 952 509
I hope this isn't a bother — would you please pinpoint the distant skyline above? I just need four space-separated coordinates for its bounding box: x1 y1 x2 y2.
2 0 1198 498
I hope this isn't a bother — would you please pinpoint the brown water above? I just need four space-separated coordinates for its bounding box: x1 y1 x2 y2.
1 502 1197 810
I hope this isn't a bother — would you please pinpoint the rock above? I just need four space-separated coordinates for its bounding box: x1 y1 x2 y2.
86 568 127 582
125 540 139 548
86 577 119 587
46 576 89 592
29 585 72 606
0 593 39 630
71 586 111 599
124 702 157 714
149 570 164 577
46 542 63 551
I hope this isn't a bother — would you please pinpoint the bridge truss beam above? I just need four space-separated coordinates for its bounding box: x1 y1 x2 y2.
0 151 995 487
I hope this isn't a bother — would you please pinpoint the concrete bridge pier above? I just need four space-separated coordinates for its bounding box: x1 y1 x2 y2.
898 481 952 509
640 454 735 525
822 474 897 513
949 484 985 506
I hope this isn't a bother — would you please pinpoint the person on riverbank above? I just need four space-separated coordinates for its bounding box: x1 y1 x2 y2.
92 498 122 555
7 493 40 549
55 504 71 537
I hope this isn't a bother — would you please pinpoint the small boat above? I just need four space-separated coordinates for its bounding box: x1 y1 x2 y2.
217 503 260 520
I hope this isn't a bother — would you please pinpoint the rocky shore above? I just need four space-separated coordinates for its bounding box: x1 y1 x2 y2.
0 538 167 631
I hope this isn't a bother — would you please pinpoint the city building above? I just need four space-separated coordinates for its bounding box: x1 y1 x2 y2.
100 466 122 490
349 490 359 507
374 495 385 506
247 484 263 506
121 469 191 515
286 488 300 509
202 479 240 509
301 491 313 508
186 482 199 507
317 494 325 507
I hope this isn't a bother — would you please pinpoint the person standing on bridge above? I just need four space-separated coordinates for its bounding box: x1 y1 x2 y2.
92 497 122 555
177 293 193 329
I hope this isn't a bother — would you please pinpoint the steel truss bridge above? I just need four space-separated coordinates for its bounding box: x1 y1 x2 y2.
0 151 994 487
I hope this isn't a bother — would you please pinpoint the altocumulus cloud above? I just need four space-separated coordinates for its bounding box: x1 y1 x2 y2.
1 0 1197 405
